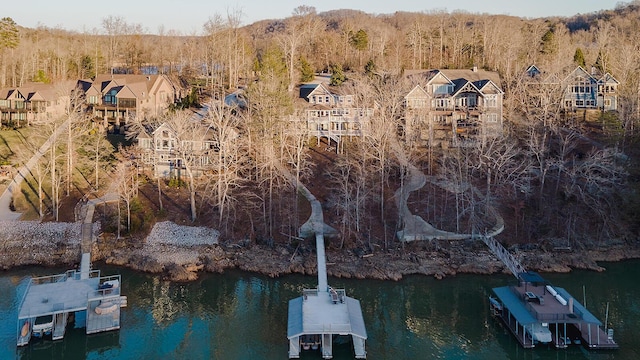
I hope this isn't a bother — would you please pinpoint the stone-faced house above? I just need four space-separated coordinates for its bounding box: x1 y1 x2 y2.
0 81 74 126
298 82 374 148
403 68 504 148
77 74 176 131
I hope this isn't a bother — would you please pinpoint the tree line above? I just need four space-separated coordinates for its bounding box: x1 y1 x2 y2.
2 2 640 248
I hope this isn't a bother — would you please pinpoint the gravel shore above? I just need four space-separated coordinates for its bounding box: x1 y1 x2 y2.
1 220 639 282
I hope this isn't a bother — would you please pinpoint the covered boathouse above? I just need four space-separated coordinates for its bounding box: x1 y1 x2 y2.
16 269 127 346
287 232 367 359
490 271 618 350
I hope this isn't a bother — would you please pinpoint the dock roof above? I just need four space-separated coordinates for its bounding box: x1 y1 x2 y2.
493 286 538 326
493 285 603 327
287 291 367 340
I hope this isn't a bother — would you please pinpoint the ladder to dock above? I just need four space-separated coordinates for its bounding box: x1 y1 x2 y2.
481 235 526 277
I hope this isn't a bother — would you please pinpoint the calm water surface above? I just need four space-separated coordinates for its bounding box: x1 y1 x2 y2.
1 260 638 360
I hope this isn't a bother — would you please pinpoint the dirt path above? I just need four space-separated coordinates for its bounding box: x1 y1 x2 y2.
0 119 69 221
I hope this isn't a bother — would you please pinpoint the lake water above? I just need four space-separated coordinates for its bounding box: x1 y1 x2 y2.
1 260 638 360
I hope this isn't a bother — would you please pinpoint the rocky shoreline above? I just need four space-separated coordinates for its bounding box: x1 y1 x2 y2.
1 221 639 281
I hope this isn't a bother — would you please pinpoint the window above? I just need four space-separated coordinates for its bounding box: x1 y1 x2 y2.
487 114 498 123
433 84 451 94
434 98 449 109
409 99 427 108
484 95 497 108
88 95 98 104
604 99 612 107
575 100 584 107
433 115 447 123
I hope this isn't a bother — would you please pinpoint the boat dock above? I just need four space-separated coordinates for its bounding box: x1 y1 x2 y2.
490 271 618 350
482 236 617 350
287 233 367 359
286 177 367 359
17 269 127 346
17 193 126 347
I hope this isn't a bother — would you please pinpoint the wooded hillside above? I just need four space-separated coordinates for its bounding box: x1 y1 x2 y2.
1 3 639 250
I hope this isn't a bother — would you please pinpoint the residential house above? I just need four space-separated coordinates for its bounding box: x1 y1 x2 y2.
403 67 504 148
77 74 176 131
137 122 217 178
298 82 374 148
0 82 74 126
561 66 619 112
527 65 619 112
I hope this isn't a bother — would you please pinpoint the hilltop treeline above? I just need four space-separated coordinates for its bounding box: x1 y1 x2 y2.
1 2 640 249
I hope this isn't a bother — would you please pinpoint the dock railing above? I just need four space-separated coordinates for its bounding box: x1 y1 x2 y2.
509 286 585 322
88 275 122 300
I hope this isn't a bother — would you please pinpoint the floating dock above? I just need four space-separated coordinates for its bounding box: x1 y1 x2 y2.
287 233 367 359
490 271 618 350
17 269 127 346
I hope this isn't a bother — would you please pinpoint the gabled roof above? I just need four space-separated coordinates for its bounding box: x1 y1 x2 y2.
85 85 101 97
6 89 24 100
116 86 138 99
26 91 46 102
563 66 597 83
92 74 169 99
475 79 504 95
599 73 619 85
426 70 454 86
406 68 503 91
307 83 332 98
404 84 429 100
152 122 176 136
299 83 319 99
525 65 541 78
451 79 481 96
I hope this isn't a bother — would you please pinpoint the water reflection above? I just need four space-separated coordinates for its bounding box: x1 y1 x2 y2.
1 262 639 360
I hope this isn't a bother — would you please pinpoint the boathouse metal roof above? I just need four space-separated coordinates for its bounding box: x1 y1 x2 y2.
554 287 602 326
493 286 537 325
287 292 367 340
493 285 603 327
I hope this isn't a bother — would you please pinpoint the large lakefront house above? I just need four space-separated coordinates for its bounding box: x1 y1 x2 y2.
525 65 620 112
0 74 177 129
136 122 218 178
298 82 375 148
0 81 75 126
77 74 177 130
295 68 504 150
403 68 504 148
